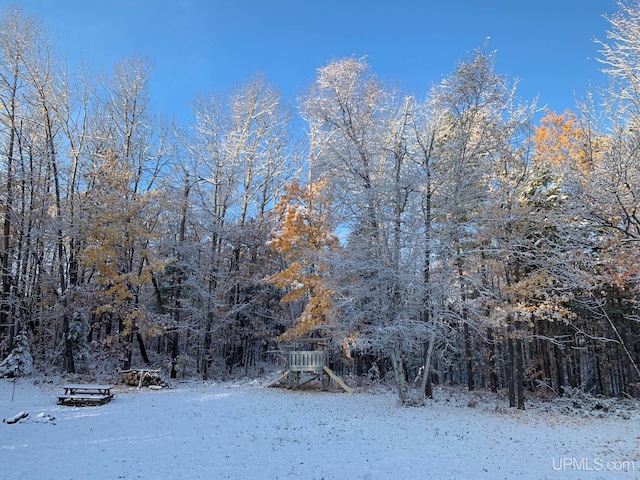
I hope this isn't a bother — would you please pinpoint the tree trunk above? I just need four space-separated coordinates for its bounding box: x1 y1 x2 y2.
170 331 179 379
62 316 75 374
457 256 474 391
390 347 410 404
171 182 189 379
463 321 475 391
1 66 18 340
420 328 436 399
201 316 212 380
136 330 150 365
42 103 66 295
487 327 498 393
515 335 525 410
554 344 565 396
508 336 516 408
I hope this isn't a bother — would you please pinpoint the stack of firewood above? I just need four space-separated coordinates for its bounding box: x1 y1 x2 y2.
119 369 162 387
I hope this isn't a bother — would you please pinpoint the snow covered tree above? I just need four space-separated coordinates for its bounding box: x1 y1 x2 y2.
80 150 165 367
0 330 33 378
552 1 640 395
435 47 507 392
426 46 540 403
185 75 295 377
57 312 90 373
0 7 62 356
598 1 640 119
302 58 432 403
407 93 448 399
77 56 169 369
0 7 28 347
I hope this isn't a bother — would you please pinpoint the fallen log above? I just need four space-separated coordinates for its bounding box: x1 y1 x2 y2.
3 411 28 424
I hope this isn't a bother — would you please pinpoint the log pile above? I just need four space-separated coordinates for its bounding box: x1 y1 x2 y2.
119 369 162 387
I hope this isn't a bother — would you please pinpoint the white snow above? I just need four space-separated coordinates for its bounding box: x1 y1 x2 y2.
1 378 638 479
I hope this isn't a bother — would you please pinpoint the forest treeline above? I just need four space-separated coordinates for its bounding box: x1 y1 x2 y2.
1 4 640 406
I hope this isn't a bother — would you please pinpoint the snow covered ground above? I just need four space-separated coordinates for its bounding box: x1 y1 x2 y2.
1 377 639 480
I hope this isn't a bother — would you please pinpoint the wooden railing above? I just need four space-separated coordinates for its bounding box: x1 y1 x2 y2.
288 350 327 372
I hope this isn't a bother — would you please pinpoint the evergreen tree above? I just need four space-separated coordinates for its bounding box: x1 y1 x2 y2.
0 330 33 378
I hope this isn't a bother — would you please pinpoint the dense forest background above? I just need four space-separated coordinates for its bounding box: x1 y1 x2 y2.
2 3 640 406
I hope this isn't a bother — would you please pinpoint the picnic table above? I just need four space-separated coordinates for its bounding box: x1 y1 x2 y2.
58 384 114 406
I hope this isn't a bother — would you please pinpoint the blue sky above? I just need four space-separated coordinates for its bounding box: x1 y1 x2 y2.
12 0 619 122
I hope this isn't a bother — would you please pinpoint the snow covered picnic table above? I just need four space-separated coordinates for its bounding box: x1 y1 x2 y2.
57 383 114 406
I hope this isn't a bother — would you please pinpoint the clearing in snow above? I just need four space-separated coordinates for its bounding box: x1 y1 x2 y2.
1 378 638 479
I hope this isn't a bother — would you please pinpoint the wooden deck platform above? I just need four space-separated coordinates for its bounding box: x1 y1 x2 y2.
264 351 353 393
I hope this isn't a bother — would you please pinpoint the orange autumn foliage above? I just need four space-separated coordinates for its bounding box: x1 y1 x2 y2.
268 181 339 341
534 109 592 173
